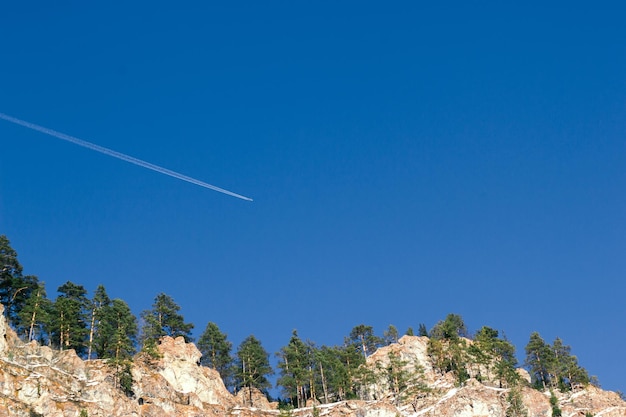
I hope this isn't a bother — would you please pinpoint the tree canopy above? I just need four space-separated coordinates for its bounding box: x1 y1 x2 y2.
0 235 599 406
140 293 194 345
198 322 233 389
234 335 273 405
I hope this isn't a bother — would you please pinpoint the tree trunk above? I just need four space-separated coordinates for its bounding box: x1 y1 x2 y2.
319 361 329 403
360 335 367 358
28 290 40 342
59 311 64 350
87 307 96 360
309 364 316 405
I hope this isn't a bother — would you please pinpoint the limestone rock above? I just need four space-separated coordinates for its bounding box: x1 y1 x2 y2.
235 386 274 409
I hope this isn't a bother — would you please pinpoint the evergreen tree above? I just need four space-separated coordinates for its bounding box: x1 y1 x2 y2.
551 337 589 391
277 330 311 408
301 342 367 403
93 298 138 397
94 298 138 361
549 391 562 416
304 340 319 403
472 327 519 387
525 332 554 390
140 293 194 345
234 335 273 405
405 327 414 336
427 336 470 385
427 337 446 375
0 235 40 328
353 359 377 400
383 324 399 345
375 351 428 406
17 281 52 343
198 322 233 388
418 323 428 337
506 386 528 417
349 324 381 358
340 339 368 399
114 359 135 398
428 313 470 385
87 285 111 360
430 313 467 340
0 235 23 317
315 345 354 402
52 281 90 354
311 345 331 403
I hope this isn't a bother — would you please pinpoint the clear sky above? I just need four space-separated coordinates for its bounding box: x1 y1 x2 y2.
1 2 624 393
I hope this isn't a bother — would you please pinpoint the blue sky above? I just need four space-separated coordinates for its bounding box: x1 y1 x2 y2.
1 2 624 393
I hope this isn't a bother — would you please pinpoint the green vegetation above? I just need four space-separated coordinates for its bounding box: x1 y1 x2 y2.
276 330 312 408
506 386 528 417
525 332 589 392
198 322 233 389
235 335 273 405
140 293 194 345
427 314 471 385
53 281 90 354
383 324 399 345
549 391 562 416
349 324 382 358
374 351 428 406
0 234 599 407
470 326 518 388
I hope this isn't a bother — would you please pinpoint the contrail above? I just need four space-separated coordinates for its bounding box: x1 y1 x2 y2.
0 112 253 201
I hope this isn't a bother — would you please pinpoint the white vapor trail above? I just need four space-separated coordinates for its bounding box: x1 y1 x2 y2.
0 112 253 201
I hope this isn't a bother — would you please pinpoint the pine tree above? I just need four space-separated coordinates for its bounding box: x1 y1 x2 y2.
94 298 138 397
383 325 399 345
87 285 111 360
375 351 428 406
430 313 467 340
549 391 562 416
418 324 428 337
234 335 273 406
198 322 233 389
472 327 518 387
349 324 381 358
340 340 367 399
140 293 194 345
427 335 470 385
427 337 446 375
315 345 352 403
551 337 589 391
506 386 528 417
277 330 311 408
17 281 52 343
525 332 554 390
94 298 138 361
0 235 40 328
52 281 90 354
0 235 23 316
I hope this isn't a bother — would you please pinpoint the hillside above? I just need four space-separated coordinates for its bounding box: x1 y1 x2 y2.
0 304 624 417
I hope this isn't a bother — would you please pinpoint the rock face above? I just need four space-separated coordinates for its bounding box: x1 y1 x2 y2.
0 304 233 417
134 335 235 411
0 304 624 417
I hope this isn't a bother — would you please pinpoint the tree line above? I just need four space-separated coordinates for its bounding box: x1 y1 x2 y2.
0 235 594 407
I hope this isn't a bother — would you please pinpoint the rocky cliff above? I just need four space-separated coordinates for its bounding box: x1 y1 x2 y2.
0 307 624 417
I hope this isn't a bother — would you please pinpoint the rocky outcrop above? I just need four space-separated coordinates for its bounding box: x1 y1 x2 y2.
234 387 276 409
0 303 624 417
0 304 234 417
133 335 235 411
